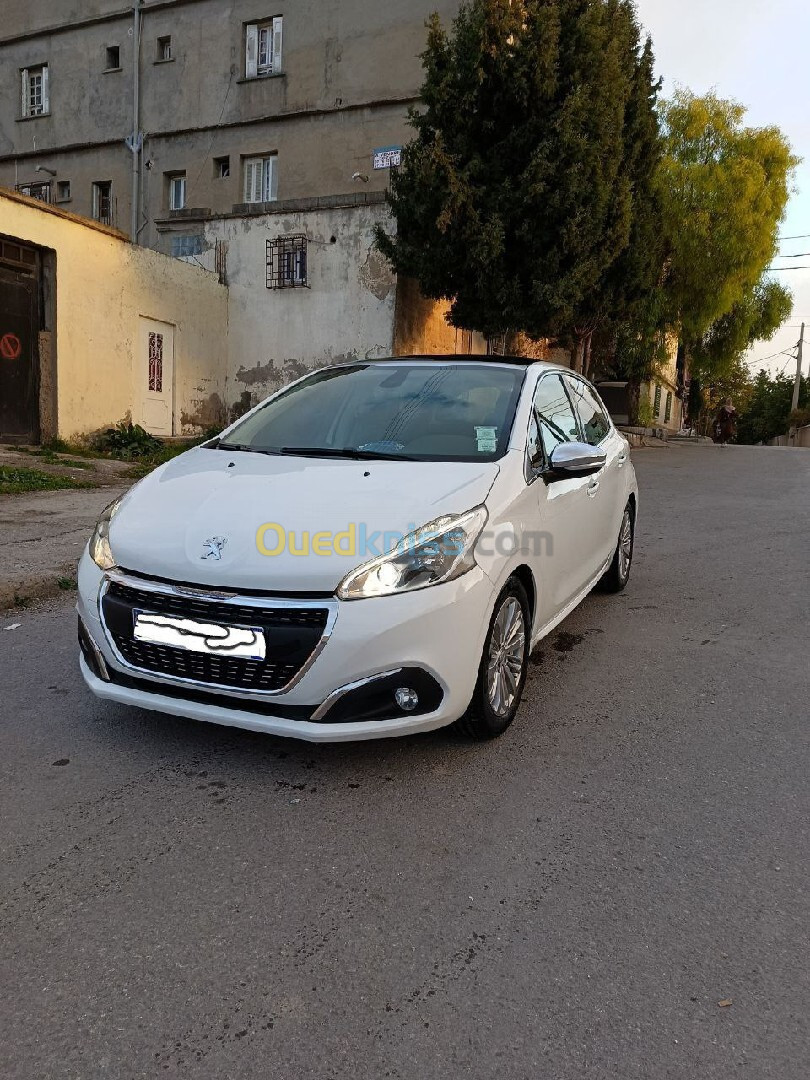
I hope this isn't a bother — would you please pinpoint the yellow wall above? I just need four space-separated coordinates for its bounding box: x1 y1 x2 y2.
0 190 228 440
393 277 488 356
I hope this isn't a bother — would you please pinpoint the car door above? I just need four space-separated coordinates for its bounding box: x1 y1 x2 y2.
525 373 600 619
564 374 626 573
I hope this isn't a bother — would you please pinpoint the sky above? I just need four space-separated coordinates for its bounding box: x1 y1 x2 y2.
635 0 810 381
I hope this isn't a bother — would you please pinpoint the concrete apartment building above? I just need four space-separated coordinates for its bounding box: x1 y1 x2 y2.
0 1 491 441
0 0 461 247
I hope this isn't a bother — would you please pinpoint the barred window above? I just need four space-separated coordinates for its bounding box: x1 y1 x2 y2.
266 235 308 289
148 332 164 393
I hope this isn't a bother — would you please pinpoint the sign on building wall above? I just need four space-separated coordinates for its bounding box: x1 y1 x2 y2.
373 146 402 170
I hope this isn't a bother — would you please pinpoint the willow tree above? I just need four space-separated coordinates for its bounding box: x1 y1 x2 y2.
658 91 798 349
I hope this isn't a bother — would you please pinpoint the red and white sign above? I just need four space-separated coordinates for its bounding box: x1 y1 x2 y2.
0 332 22 360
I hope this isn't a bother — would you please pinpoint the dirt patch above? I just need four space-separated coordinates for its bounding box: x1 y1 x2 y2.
0 446 132 488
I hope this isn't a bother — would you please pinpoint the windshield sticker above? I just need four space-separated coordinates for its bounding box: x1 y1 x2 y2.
358 441 405 454
475 426 497 453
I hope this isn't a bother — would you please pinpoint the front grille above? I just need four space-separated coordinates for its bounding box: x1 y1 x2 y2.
111 638 299 691
101 580 330 693
107 581 328 628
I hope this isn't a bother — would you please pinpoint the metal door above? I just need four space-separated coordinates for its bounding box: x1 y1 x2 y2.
0 264 39 443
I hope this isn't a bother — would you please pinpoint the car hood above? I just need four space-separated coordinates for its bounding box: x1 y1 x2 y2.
109 448 500 593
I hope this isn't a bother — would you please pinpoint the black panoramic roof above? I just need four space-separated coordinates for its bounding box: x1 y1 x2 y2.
372 354 541 367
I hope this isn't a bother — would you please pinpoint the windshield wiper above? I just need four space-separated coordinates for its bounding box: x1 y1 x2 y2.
280 446 418 462
216 442 280 455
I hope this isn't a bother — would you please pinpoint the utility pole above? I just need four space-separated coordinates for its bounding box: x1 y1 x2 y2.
128 1 143 243
791 322 805 415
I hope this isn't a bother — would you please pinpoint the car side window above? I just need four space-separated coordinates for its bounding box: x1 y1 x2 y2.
532 374 581 463
566 377 611 446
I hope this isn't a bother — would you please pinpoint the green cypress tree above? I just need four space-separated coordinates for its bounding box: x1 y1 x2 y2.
376 0 642 344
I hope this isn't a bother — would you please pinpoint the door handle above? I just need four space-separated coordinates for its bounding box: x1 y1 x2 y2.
587 479 600 497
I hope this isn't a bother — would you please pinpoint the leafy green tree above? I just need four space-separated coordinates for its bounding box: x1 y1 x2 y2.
601 93 797 422
657 91 798 344
377 0 644 343
691 278 793 380
737 369 807 444
695 356 754 434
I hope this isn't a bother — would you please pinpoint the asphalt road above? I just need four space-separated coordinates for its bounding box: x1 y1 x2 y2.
2 444 808 1080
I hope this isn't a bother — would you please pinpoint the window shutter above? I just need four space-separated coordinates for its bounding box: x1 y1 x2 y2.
245 24 258 79
272 16 283 73
265 156 278 201
21 69 28 117
244 159 256 202
41 64 49 112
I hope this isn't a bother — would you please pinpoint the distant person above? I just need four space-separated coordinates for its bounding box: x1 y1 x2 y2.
712 398 737 445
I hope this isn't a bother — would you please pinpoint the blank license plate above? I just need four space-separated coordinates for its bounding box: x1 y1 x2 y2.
133 611 266 661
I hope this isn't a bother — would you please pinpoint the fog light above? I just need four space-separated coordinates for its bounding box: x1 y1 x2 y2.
394 687 419 712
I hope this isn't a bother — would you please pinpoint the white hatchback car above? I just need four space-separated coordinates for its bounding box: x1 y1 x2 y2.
78 357 637 742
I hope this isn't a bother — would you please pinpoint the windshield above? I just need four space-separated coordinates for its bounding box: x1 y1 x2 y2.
220 362 526 462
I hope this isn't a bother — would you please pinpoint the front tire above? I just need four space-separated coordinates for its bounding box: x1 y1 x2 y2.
455 577 531 740
598 504 634 593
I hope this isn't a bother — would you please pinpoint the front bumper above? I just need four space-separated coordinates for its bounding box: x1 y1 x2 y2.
76 552 496 742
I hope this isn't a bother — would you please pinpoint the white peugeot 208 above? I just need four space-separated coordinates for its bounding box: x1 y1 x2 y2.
78 357 638 743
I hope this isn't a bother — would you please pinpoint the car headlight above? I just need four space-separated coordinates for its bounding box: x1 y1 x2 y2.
88 497 123 571
336 505 488 600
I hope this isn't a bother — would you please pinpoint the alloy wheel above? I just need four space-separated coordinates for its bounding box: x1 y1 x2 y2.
618 509 633 581
485 596 527 717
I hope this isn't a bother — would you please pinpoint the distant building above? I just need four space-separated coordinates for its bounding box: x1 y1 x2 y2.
0 2 486 426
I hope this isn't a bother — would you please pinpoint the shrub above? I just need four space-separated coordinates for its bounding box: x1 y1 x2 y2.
90 421 163 460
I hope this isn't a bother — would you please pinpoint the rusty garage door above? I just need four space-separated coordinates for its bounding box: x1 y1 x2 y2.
0 241 40 443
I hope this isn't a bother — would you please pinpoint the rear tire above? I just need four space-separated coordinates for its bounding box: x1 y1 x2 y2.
455 577 531 740
598 504 634 593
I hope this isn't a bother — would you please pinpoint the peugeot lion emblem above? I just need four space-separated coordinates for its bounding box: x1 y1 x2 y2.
201 536 228 561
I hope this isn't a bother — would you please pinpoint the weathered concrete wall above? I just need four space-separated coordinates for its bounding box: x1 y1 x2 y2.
190 199 397 416
0 189 228 439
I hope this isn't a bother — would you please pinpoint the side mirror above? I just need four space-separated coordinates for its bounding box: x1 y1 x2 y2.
546 441 606 481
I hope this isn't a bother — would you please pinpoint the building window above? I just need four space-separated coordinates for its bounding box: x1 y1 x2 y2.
664 391 673 424
55 180 71 202
105 46 120 70
214 156 230 179
0 239 38 270
157 36 173 62
267 235 308 289
245 18 282 78
653 384 662 419
171 234 205 258
168 173 187 211
21 64 49 117
16 181 51 202
148 332 164 393
243 155 277 204
92 181 113 225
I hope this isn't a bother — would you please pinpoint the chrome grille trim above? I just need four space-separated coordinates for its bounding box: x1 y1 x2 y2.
97 570 338 698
